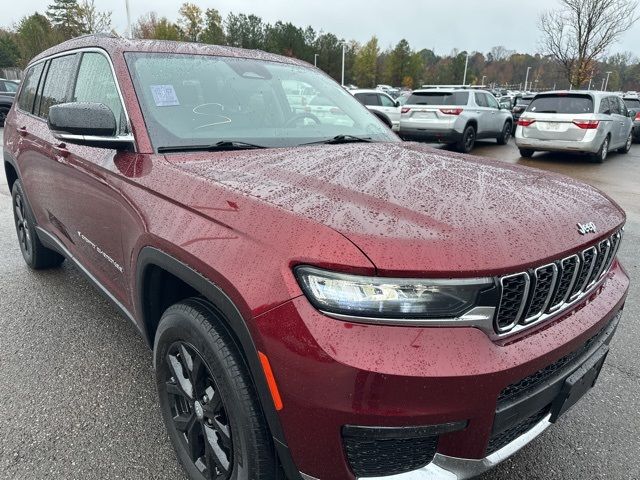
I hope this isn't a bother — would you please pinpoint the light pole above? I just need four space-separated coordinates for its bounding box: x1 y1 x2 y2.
314 54 319 67
462 52 469 85
481 75 486 86
125 0 132 39
604 71 612 91
524 66 532 91
601 77 606 91
341 43 346 86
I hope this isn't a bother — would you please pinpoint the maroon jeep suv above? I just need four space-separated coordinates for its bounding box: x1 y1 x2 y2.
3 35 629 480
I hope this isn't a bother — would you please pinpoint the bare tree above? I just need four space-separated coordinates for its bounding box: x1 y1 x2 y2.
539 0 639 88
78 0 112 34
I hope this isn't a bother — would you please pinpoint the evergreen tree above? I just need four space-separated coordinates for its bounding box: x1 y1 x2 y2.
47 0 83 39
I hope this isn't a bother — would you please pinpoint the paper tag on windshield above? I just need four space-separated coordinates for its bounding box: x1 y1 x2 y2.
150 85 180 107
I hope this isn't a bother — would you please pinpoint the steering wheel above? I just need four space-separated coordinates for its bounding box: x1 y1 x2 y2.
285 112 321 127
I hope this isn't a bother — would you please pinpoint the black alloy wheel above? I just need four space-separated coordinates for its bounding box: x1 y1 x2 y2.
13 189 32 258
163 341 233 480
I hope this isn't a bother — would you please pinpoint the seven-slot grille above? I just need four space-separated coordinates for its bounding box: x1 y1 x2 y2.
494 230 622 334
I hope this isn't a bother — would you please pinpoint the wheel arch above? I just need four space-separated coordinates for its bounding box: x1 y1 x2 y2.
371 109 392 128
3 150 19 193
135 246 302 480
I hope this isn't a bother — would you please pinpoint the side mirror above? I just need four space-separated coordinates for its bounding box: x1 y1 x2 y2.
395 100 400 108
48 102 134 150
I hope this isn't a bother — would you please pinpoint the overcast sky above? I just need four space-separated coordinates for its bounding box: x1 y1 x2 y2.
3 0 640 56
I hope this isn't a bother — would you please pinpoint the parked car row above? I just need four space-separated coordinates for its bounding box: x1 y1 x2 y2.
0 78 18 126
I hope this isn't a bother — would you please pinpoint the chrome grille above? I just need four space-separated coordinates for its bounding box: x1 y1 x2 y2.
494 229 622 335
523 264 557 323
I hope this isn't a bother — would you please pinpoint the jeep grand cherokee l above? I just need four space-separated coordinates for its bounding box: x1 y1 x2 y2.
3 36 629 480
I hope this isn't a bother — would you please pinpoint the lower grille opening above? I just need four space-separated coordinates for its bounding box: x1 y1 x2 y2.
342 421 466 477
486 406 550 455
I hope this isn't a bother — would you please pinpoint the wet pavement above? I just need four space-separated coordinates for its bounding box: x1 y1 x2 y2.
1 128 638 479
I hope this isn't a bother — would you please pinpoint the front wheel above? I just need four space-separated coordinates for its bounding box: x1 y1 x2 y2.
497 122 512 145
154 299 276 480
456 125 476 153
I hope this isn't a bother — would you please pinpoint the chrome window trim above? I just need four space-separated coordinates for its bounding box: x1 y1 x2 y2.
495 273 530 333
22 47 137 152
523 263 558 324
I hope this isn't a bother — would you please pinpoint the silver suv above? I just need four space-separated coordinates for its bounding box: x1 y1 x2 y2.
515 91 633 162
399 88 513 152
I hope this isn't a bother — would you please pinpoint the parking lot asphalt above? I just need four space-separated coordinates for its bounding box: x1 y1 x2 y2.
1 128 639 480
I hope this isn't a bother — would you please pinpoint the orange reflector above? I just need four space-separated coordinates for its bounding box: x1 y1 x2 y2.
258 351 283 411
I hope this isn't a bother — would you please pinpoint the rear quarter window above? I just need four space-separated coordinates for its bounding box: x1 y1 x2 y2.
527 95 594 114
17 63 45 113
407 91 469 106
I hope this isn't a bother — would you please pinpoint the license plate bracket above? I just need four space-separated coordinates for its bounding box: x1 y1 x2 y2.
550 345 609 423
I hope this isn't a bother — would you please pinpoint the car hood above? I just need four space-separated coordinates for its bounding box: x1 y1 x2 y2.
171 142 625 276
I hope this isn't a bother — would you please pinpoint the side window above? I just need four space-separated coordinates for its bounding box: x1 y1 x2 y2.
618 97 628 117
485 93 499 109
0 81 6 92
608 97 620 115
379 94 396 107
599 98 611 114
357 93 380 106
354 93 367 105
17 63 45 113
5 82 18 93
73 52 126 134
38 54 78 119
475 92 488 107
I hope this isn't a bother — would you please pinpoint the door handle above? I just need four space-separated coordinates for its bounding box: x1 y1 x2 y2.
18 126 28 137
53 143 70 158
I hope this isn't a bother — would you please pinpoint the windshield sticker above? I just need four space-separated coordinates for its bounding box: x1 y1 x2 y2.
150 84 180 107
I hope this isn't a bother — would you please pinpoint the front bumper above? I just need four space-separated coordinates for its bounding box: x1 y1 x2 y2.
254 262 628 480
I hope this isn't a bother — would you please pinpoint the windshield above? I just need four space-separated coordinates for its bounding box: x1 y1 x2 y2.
406 91 469 106
527 94 593 114
623 98 640 108
125 52 396 150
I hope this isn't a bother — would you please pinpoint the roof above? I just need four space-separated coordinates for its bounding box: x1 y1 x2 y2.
350 89 393 96
29 34 310 68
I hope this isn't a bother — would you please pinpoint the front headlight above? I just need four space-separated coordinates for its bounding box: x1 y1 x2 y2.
295 266 494 321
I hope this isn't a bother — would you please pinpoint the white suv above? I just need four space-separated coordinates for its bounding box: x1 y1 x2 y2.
352 89 401 131
399 88 513 152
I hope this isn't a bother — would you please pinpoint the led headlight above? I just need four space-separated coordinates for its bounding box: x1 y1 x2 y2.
295 266 494 320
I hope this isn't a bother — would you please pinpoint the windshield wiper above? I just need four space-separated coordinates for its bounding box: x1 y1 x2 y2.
299 135 373 146
158 140 267 153
537 110 558 113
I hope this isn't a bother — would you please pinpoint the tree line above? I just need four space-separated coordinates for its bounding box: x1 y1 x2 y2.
1 0 639 91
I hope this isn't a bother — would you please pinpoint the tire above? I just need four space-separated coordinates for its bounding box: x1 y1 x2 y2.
519 148 534 158
592 136 609 163
154 299 276 480
456 124 476 153
11 180 65 269
0 106 9 127
497 121 512 145
618 132 632 154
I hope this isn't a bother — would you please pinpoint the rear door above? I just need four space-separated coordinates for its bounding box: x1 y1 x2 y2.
520 94 595 142
377 92 400 129
484 92 503 133
600 97 620 147
612 96 631 146
474 92 493 136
